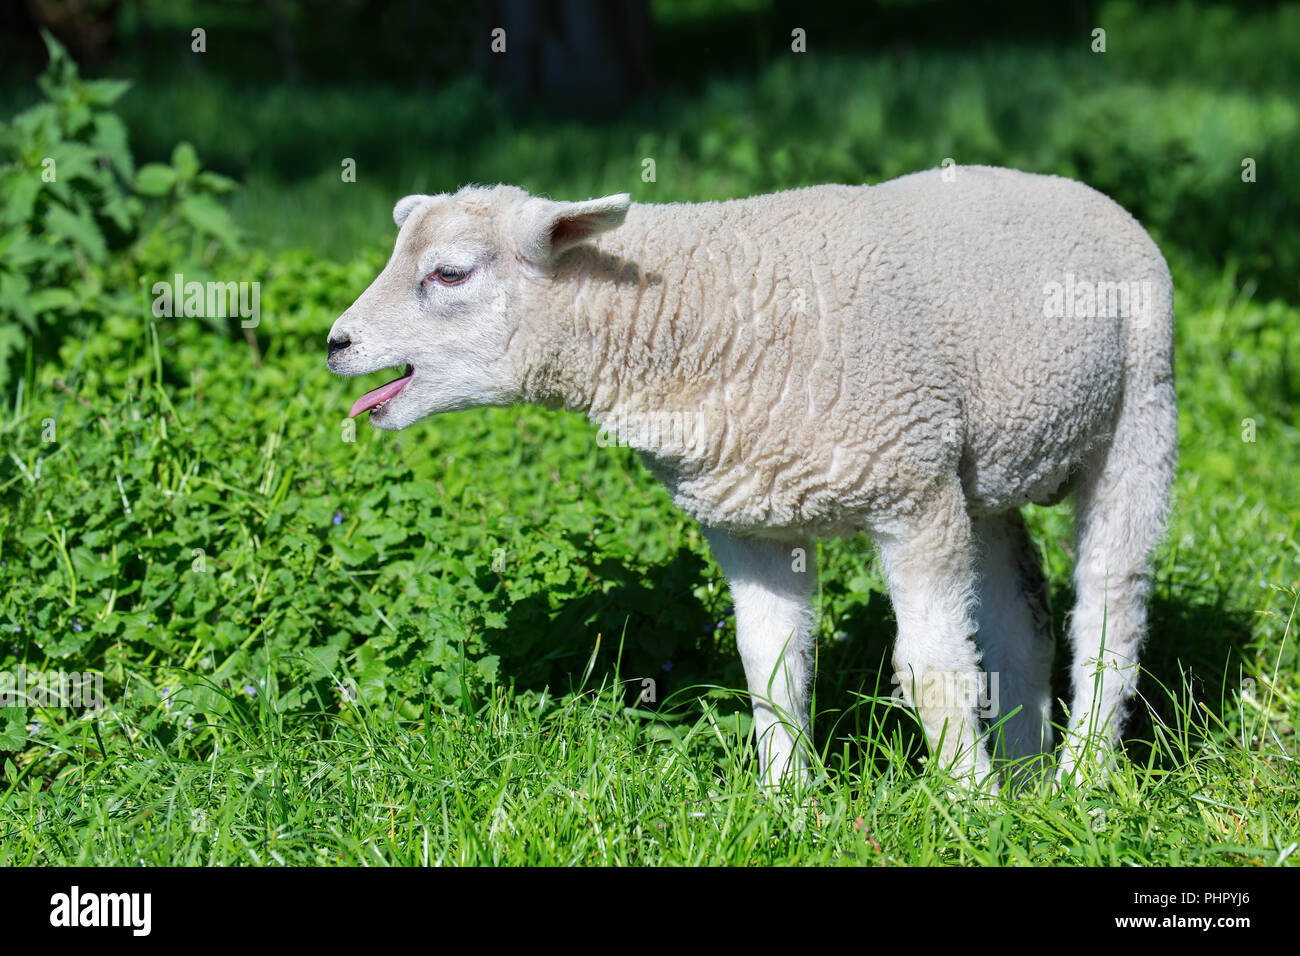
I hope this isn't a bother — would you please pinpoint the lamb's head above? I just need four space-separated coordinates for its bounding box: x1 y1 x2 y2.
327 184 630 429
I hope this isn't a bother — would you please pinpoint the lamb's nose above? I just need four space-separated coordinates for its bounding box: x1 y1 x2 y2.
327 334 351 357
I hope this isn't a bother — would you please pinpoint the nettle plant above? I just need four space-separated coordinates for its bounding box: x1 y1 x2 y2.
0 32 241 390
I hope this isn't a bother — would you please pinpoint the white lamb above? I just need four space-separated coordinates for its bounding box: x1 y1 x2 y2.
326 165 1177 790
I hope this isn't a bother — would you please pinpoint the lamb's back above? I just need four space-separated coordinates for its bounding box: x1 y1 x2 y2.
609 168 1170 531
844 166 1171 509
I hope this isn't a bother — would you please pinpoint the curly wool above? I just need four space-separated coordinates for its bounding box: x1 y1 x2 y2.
509 166 1174 540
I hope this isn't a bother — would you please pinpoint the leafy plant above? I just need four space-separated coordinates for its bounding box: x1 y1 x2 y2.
0 32 241 391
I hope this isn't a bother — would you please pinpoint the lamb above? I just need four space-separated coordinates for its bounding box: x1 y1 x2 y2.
325 165 1177 790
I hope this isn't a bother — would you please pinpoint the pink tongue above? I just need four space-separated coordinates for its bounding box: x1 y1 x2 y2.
349 372 413 418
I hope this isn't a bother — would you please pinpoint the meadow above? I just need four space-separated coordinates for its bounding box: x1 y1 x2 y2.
0 0 1296 864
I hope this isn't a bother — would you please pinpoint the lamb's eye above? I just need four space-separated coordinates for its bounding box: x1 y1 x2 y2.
426 266 469 286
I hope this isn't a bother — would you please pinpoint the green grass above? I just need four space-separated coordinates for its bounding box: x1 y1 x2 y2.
2 661 1296 866
1 0 1298 865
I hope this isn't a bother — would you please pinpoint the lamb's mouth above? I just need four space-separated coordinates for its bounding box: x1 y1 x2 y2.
349 364 414 419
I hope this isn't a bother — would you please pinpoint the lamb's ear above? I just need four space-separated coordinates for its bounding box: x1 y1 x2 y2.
518 194 631 263
393 195 430 228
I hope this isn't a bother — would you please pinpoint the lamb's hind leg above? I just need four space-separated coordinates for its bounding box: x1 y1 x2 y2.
971 510 1055 779
1060 375 1177 783
874 481 994 787
704 528 817 789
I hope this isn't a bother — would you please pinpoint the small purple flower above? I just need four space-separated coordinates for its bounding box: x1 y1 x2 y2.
332 511 344 525
243 684 257 697
72 620 83 633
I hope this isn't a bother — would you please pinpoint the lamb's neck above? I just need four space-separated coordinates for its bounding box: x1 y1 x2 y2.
515 240 693 423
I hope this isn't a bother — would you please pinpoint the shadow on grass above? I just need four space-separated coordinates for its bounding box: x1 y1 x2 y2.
482 537 1258 782
485 539 931 782
484 542 739 706
1043 578 1258 768
1117 585 1259 767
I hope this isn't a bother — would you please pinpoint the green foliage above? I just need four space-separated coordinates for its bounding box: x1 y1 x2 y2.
0 240 743 750
0 33 133 389
0 32 240 391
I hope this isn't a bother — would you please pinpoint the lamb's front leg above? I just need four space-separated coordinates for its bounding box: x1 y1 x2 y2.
704 528 817 789
873 483 996 789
